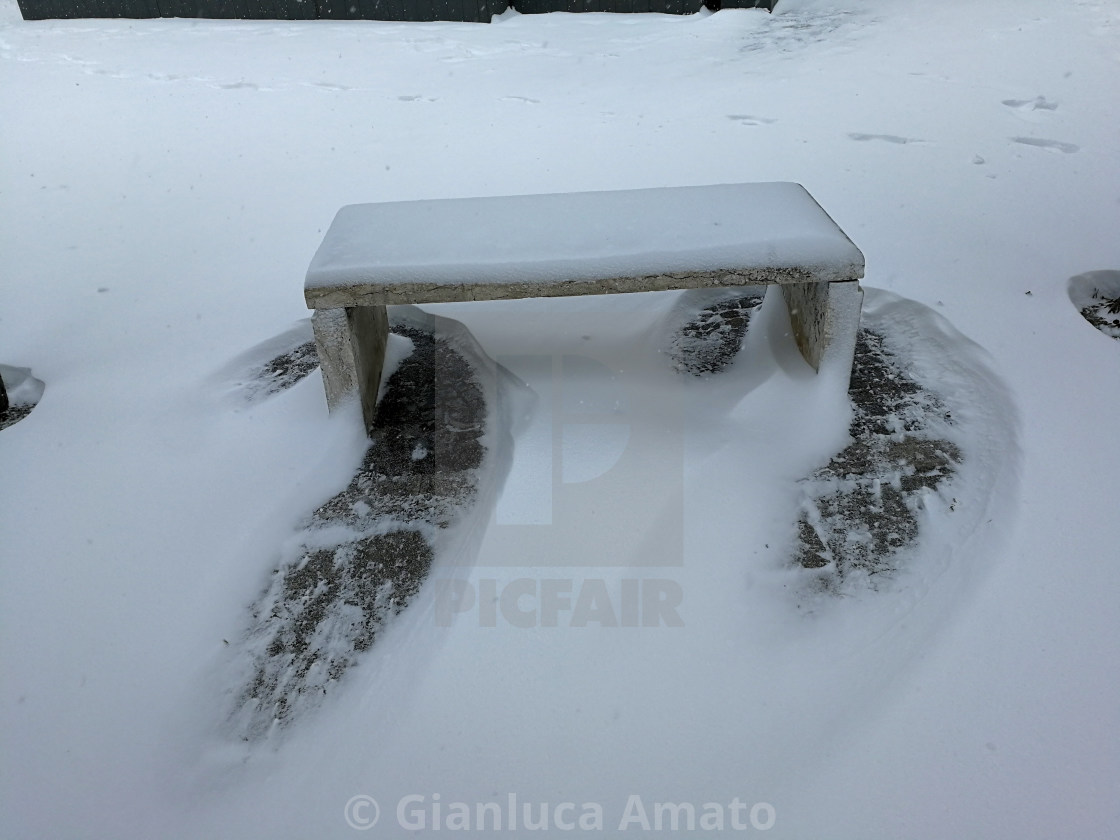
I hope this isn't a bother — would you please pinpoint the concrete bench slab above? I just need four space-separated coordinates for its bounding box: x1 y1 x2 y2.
304 183 865 433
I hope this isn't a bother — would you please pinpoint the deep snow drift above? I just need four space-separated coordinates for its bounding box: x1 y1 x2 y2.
2 2 1118 839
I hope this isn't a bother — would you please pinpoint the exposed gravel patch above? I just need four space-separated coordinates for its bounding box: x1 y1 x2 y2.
669 291 765 375
1068 270 1120 340
0 403 34 432
1078 295 1120 340
238 340 319 403
230 316 487 740
0 365 44 431
794 329 960 588
669 299 962 592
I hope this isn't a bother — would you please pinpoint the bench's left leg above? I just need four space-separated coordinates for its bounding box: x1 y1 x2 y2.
310 305 389 435
782 280 863 389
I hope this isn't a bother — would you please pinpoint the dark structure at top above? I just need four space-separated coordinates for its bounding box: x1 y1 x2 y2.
18 0 774 22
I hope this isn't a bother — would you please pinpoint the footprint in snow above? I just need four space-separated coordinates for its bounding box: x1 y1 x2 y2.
848 133 923 145
727 114 777 126
1010 137 1079 154
1002 95 1059 116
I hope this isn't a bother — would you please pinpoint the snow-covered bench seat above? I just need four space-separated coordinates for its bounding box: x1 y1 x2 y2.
304 182 864 432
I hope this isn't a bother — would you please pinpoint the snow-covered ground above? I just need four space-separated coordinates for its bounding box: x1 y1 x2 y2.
2 1 1118 837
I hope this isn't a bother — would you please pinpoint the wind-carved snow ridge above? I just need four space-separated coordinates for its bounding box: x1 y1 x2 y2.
793 290 1015 597
226 307 516 741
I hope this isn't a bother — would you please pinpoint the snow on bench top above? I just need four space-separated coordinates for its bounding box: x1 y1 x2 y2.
305 182 864 308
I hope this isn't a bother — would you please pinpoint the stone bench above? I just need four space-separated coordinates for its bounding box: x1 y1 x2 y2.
304 182 865 433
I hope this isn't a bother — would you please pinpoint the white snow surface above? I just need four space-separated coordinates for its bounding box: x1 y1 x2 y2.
2 2 1119 839
305 182 864 291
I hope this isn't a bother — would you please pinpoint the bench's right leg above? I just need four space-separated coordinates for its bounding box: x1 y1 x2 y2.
782 279 863 390
311 305 389 435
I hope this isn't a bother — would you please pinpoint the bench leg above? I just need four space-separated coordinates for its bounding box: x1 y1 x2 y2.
781 280 863 387
310 305 389 435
